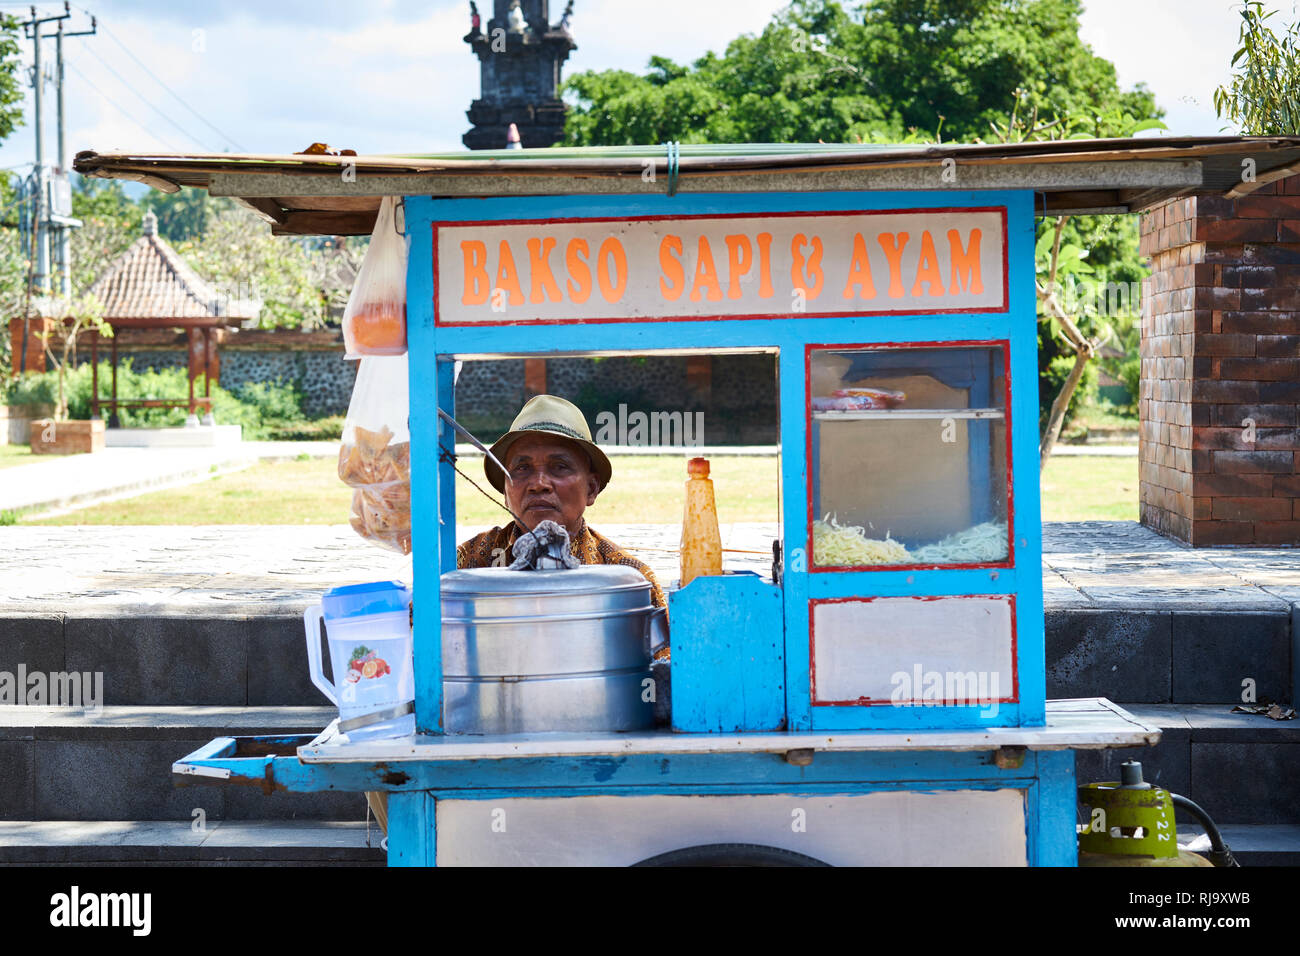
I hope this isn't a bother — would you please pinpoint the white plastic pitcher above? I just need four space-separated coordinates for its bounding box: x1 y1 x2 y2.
304 580 414 734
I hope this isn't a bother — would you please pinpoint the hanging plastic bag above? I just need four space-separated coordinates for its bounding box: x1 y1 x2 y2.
338 355 410 554
342 196 407 358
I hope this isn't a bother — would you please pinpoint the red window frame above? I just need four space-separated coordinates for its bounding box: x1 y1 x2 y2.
805 339 1015 572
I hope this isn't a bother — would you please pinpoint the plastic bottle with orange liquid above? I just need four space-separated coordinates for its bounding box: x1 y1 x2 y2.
680 457 723 587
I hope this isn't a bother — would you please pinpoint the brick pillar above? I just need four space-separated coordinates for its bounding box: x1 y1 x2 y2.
8 317 52 375
1139 176 1300 546
685 355 712 404
523 358 547 398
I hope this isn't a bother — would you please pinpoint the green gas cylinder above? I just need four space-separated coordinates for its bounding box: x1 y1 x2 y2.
1077 761 1213 867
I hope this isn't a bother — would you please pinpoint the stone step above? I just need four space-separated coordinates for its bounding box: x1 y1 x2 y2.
0 706 365 823
0 820 384 865
4 702 1294 832
3 605 1295 708
1179 824 1300 867
1046 608 1295 704
0 610 327 708
1074 704 1300 825
0 820 1290 867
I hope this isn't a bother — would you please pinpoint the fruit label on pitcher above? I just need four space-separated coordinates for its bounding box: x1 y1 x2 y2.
335 642 406 716
345 645 392 682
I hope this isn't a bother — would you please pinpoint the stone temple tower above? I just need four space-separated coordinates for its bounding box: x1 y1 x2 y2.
463 1 577 150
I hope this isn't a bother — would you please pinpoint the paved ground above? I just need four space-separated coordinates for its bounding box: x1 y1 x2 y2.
1043 521 1300 610
0 441 340 515
0 440 1138 516
0 442 781 515
1 520 1298 615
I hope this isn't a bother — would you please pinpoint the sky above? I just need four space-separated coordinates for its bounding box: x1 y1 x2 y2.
0 0 1294 177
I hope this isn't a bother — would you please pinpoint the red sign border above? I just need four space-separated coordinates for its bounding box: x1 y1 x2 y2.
808 594 1020 707
431 207 1011 327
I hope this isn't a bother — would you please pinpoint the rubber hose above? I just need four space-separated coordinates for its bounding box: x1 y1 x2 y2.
1170 792 1238 867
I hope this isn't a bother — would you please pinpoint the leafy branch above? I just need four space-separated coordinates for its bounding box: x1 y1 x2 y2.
1214 1 1300 135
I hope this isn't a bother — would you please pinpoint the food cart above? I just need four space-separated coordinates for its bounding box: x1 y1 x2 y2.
76 138 1288 866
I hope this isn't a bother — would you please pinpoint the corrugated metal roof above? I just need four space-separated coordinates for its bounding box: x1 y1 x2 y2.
73 136 1300 236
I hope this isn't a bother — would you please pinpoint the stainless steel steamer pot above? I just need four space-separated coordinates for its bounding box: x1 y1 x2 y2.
440 565 662 733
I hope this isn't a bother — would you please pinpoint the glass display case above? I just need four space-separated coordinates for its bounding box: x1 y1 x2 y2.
808 342 1011 570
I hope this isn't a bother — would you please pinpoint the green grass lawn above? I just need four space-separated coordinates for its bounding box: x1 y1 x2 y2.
0 444 36 469
24 451 1136 525
1039 455 1138 521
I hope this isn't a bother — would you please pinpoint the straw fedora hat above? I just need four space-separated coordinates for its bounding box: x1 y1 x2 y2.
484 394 612 493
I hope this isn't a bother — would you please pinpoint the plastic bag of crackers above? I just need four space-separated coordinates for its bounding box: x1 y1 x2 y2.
339 355 411 554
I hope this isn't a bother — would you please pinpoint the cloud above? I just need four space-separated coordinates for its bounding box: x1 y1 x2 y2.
1077 0 1294 135
78 0 435 30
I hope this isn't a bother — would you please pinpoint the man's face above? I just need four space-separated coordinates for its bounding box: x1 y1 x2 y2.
503 433 599 537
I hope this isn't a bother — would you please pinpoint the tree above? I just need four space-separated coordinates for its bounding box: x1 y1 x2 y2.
71 175 143 235
1214 1 1300 135
151 188 235 243
0 173 26 375
175 206 327 329
70 177 143 297
0 14 23 143
35 293 110 421
562 0 1159 146
985 97 1157 467
562 0 1162 463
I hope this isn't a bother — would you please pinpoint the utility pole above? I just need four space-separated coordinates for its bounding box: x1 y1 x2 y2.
21 3 71 296
49 12 95 296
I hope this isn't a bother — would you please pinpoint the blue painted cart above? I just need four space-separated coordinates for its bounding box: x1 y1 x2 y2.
156 144 1177 866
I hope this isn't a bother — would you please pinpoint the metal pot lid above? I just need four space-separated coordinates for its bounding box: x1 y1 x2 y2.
439 565 650 595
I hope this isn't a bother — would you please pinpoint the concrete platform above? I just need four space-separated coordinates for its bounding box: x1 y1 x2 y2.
105 425 243 448
1179 824 1300 866
4 520 1300 613
1074 704 1300 824
0 521 1296 706
0 706 364 822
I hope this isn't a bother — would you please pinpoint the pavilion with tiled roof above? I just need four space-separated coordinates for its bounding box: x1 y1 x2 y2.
86 208 260 425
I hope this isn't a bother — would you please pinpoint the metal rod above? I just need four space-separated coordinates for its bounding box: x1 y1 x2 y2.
31 9 47 293
54 20 68 295
437 407 512 485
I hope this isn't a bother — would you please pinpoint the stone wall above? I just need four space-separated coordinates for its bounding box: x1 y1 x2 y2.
1138 176 1300 545
221 350 358 417
455 354 779 444
96 329 780 441
112 332 358 418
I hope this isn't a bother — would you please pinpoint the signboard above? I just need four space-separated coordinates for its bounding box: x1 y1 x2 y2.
433 208 1007 326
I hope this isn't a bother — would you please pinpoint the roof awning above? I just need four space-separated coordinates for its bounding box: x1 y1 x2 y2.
73 137 1300 236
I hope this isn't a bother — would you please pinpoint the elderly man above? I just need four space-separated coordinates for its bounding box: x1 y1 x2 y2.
456 394 666 609
366 395 665 834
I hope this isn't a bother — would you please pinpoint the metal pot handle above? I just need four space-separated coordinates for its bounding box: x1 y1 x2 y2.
646 605 669 656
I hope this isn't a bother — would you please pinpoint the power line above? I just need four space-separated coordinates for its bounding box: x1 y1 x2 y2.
66 59 186 152
17 5 246 154
94 18 246 152
77 43 211 150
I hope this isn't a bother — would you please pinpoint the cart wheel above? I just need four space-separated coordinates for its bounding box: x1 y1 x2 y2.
632 843 830 867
